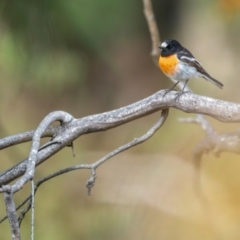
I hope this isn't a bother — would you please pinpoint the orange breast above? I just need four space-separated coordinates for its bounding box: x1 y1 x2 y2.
159 54 179 76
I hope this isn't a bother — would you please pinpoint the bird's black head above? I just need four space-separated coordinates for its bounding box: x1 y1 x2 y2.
159 39 183 57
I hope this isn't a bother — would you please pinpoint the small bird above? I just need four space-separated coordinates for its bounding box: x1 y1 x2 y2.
158 39 223 99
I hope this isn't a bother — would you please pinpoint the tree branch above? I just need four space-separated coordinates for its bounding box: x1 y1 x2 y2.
0 108 169 223
180 115 240 160
143 0 161 64
0 126 59 150
3 186 20 240
0 111 73 194
86 108 169 194
0 0 235 238
0 91 240 187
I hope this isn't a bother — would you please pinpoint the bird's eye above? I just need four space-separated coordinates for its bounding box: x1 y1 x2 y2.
167 45 173 50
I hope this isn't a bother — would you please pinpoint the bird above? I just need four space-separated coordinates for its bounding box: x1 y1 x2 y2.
158 39 223 99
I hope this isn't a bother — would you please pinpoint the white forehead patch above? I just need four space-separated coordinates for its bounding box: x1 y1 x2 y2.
161 42 168 48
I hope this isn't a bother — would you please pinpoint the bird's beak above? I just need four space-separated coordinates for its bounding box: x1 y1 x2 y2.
159 46 163 50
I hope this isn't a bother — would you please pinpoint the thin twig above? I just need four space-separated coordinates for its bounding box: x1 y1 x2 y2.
143 0 161 64
31 180 34 240
18 200 31 227
0 109 169 223
94 109 169 168
87 108 169 194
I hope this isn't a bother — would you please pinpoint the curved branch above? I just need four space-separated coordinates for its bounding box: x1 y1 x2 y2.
87 108 169 194
180 115 240 160
0 108 169 223
1 111 73 194
0 90 239 186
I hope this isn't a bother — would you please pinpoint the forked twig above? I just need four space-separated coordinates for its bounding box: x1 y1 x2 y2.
0 109 169 223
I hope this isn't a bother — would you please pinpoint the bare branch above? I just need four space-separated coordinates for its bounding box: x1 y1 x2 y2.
0 91 240 187
86 168 97 196
87 108 169 194
179 114 215 136
30 180 35 240
143 0 161 64
180 114 240 160
93 108 169 168
0 126 60 150
2 111 73 194
3 186 21 240
0 1 233 237
1 108 169 223
18 200 31 227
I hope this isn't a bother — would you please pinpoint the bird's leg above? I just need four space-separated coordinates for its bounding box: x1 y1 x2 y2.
174 79 191 100
163 81 179 97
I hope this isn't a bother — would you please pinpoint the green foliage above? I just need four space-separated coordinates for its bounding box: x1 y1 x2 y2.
1 0 139 50
0 0 140 93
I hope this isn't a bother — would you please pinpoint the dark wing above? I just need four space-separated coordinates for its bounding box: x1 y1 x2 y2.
177 49 207 76
177 49 224 89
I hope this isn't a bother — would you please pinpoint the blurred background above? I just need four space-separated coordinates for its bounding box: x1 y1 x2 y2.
0 0 240 239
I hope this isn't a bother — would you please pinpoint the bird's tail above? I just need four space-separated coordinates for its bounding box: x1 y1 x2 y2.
203 74 223 89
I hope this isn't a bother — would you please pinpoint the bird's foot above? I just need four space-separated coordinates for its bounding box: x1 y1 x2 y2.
174 90 191 101
163 88 176 97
